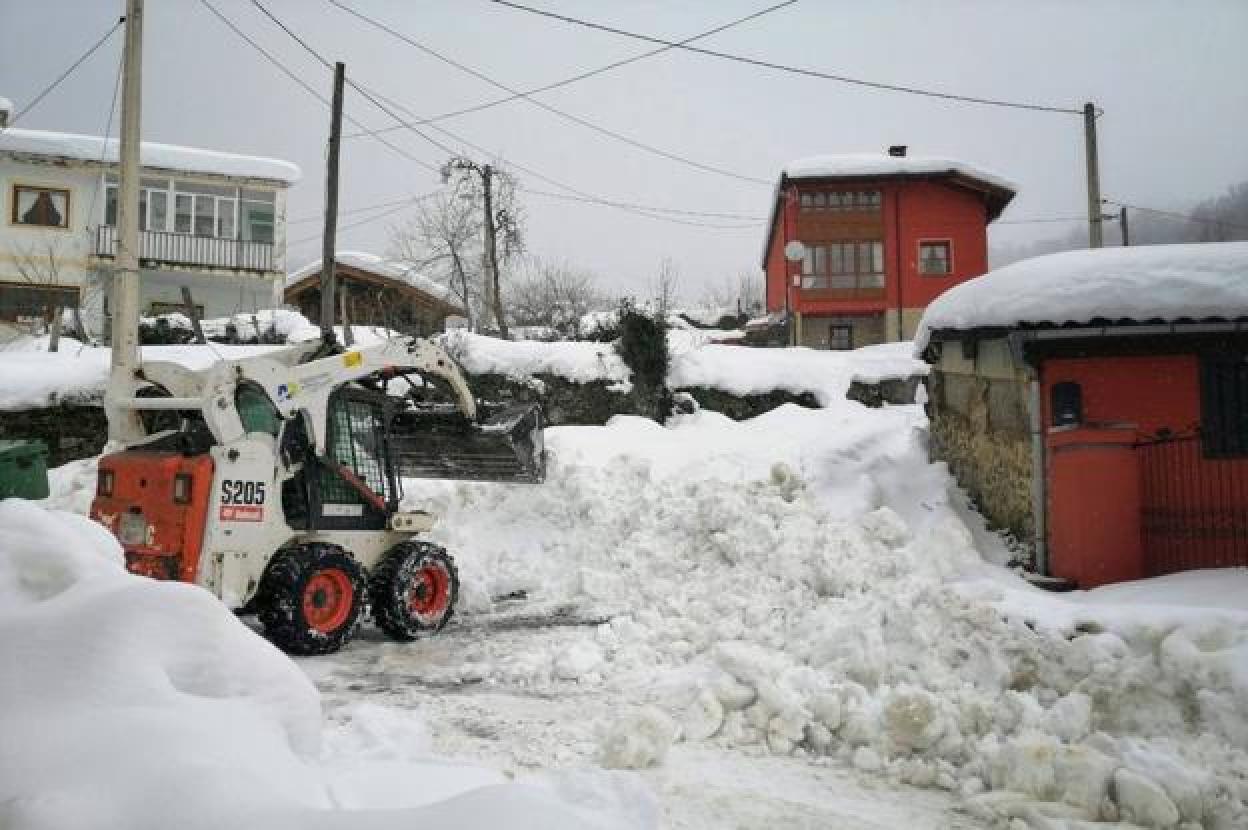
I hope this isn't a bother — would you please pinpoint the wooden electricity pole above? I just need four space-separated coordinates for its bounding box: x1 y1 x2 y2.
1083 102 1103 249
106 0 144 442
320 62 345 344
1119 205 1130 247
480 164 507 339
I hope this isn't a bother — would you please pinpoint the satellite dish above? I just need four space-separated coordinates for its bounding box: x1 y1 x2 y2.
783 240 806 262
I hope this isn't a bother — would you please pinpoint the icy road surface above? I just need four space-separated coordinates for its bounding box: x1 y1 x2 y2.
305 617 987 829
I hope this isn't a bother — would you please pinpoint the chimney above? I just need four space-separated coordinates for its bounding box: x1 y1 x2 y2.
888 145 907 158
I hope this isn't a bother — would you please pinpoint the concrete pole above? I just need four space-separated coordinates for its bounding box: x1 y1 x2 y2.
320 62 344 339
106 0 144 443
1119 206 1129 247
1083 102 1103 249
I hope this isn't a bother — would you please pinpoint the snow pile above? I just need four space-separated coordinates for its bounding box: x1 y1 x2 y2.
667 333 926 405
287 252 457 308
915 241 1248 351
442 329 632 390
782 153 1016 194
0 127 300 182
141 308 315 342
0 341 291 410
0 499 655 829
414 402 1248 827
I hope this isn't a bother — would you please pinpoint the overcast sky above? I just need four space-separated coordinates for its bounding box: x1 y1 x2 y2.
4 0 1247 299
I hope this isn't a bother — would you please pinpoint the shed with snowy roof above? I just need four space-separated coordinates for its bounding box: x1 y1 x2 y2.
285 252 464 337
761 148 1015 350
916 241 1248 589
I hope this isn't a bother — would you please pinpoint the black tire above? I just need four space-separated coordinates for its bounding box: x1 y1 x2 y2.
369 540 459 641
256 542 366 656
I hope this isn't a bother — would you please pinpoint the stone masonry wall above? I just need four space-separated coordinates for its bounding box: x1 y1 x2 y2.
925 341 1035 551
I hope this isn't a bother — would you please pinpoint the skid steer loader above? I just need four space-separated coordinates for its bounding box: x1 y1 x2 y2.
89 336 543 655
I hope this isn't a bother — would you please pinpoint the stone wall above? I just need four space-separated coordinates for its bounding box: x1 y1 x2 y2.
0 404 108 467
925 338 1035 552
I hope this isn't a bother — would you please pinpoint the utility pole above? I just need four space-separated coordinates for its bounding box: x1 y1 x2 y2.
320 62 344 344
480 164 508 339
1083 102 1103 249
1119 205 1129 247
105 0 144 443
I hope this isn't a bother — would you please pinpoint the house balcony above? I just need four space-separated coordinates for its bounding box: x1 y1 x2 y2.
94 225 275 274
796 273 887 309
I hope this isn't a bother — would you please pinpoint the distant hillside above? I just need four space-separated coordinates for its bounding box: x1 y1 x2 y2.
992 181 1248 266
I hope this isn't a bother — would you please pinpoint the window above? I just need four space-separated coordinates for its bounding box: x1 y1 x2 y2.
798 189 881 213
1201 354 1248 458
0 282 78 322
800 240 885 289
12 186 70 228
919 240 952 275
105 178 173 232
104 178 264 241
828 325 853 350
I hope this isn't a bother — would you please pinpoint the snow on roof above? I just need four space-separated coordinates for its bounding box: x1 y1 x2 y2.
782 153 1017 194
287 251 457 307
0 127 300 184
914 241 1248 352
0 97 13 114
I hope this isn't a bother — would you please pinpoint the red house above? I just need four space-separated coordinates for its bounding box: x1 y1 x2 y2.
761 149 1015 349
918 242 1248 588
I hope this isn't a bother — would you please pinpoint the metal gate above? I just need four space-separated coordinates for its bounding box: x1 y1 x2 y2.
1136 434 1248 576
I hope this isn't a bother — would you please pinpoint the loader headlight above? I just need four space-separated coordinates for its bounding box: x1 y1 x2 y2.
97 469 115 497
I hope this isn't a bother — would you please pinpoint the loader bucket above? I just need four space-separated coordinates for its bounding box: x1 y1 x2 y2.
389 403 545 484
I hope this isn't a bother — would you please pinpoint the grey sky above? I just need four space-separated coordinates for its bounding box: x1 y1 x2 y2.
4 0 1247 299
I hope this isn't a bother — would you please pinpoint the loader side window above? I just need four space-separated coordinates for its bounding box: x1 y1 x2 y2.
236 383 280 436
322 393 392 506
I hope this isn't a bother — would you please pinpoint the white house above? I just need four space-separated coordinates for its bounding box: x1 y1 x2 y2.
0 100 300 341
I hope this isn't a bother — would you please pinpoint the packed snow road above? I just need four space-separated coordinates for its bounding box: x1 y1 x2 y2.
307 611 988 829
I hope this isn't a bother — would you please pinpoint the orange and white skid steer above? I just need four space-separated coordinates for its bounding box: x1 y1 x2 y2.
89 336 543 655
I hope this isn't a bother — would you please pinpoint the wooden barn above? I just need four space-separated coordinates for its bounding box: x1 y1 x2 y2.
285 251 463 337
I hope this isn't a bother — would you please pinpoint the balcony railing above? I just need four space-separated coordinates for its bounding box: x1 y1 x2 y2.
799 273 886 300
94 225 275 273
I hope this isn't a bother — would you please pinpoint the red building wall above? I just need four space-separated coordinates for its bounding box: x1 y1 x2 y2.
763 177 992 323
1039 354 1202 437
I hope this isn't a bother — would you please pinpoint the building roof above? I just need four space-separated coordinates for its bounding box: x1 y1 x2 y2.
914 241 1248 351
286 251 460 311
0 127 300 184
760 152 1017 266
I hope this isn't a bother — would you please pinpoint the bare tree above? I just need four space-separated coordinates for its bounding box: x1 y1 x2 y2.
442 157 524 337
507 258 602 336
389 189 482 328
12 239 85 351
653 256 681 317
700 269 764 317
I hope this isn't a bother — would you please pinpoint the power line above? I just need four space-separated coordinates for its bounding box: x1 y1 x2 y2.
337 0 795 137
249 0 461 158
1104 199 1248 234
486 0 1085 116
197 0 441 173
288 194 429 224
3 18 124 130
247 1 766 230
522 186 764 223
85 45 125 232
288 193 438 246
995 216 1089 225
329 0 778 186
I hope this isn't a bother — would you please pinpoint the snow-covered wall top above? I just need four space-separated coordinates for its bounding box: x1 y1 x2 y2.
914 241 1248 352
0 127 300 184
287 251 455 306
442 330 632 391
783 153 1017 194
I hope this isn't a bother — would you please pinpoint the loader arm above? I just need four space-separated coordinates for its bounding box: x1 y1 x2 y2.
131 338 477 454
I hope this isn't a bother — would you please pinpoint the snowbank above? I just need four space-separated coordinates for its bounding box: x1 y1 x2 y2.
783 153 1017 194
0 127 300 183
442 329 632 390
411 400 1248 827
668 334 926 405
0 499 654 829
914 241 1248 351
0 341 289 410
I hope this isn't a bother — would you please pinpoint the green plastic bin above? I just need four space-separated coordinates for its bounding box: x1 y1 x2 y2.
0 440 50 500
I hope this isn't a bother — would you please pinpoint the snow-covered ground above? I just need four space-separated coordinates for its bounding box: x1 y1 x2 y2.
3 341 1246 828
